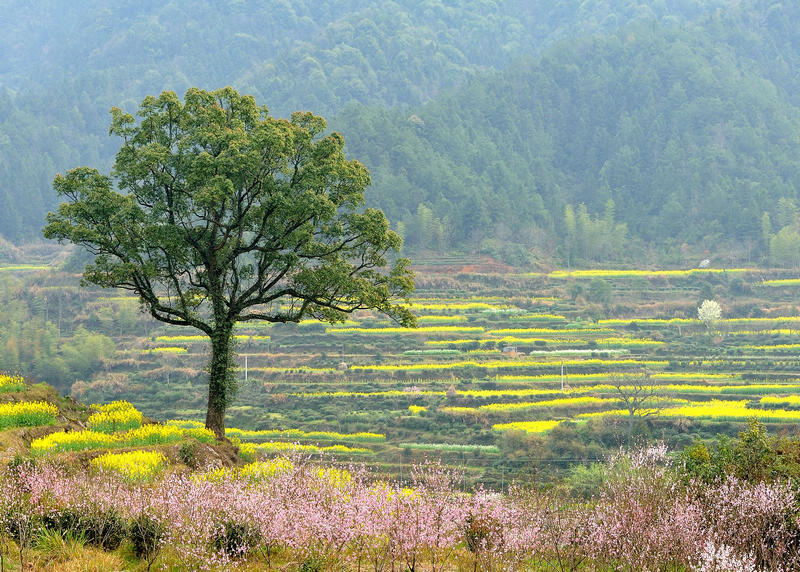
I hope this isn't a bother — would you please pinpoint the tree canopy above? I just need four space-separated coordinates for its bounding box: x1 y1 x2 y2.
43 87 415 436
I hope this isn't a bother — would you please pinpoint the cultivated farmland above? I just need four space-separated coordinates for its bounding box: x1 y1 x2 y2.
18 262 791 486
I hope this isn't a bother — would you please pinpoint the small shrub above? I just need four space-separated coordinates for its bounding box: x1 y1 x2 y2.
129 513 164 565
78 509 127 551
178 441 199 469
42 508 83 537
299 554 325 572
212 520 260 558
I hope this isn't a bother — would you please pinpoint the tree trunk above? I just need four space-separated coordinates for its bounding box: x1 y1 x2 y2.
205 325 234 438
627 410 635 441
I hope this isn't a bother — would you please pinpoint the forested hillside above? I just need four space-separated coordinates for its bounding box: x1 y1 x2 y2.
342 16 800 263
1 0 798 266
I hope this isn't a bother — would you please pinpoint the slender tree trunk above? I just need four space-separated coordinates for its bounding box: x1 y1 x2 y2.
627 410 635 441
205 325 234 438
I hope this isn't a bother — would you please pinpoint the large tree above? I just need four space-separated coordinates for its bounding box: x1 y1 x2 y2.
44 87 415 437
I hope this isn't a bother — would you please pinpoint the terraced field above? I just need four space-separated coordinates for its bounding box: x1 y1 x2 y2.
23 264 784 485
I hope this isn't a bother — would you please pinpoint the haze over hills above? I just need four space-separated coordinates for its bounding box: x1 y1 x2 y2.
1 0 799 266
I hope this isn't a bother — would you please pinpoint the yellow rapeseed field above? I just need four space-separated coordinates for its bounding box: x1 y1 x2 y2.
542 268 751 278
479 396 614 412
327 326 485 334
0 373 25 392
492 420 562 433
0 400 58 429
91 450 167 481
88 401 143 433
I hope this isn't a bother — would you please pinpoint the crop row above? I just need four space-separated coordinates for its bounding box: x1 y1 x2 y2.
535 268 752 278
91 450 167 481
166 420 386 442
348 359 670 372
0 401 58 429
396 442 500 453
31 424 215 454
0 373 25 392
238 441 372 458
88 401 144 433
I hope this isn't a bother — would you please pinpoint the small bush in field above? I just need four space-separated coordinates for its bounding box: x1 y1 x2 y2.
129 513 164 566
212 520 260 557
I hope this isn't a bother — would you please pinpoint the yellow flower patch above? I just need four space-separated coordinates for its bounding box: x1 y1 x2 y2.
0 401 58 429
124 424 215 446
416 315 468 323
226 427 386 442
0 373 25 393
762 278 800 286
479 396 613 412
238 442 371 458
579 399 800 423
492 420 562 433
599 318 695 326
326 326 485 334
0 265 49 272
294 389 444 398
510 313 567 321
544 268 751 279
240 458 294 481
88 401 143 433
146 347 187 354
31 430 120 454
31 424 214 454
407 302 510 311
316 467 352 489
155 335 207 342
487 327 613 335
741 344 800 350
761 395 800 406
350 358 668 372
91 450 167 482
595 337 664 347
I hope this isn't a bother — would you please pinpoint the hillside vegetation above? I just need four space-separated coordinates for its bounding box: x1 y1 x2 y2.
2 1 800 267
343 19 800 261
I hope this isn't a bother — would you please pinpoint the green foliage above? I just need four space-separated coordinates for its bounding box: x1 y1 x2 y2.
178 441 199 469
587 279 612 305
0 274 123 392
128 514 164 564
43 87 414 435
299 554 326 572
337 10 800 259
679 419 800 483
212 520 260 558
769 226 800 268
565 462 608 499
42 507 127 552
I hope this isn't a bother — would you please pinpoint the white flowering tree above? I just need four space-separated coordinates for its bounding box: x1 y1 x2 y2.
698 299 722 334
